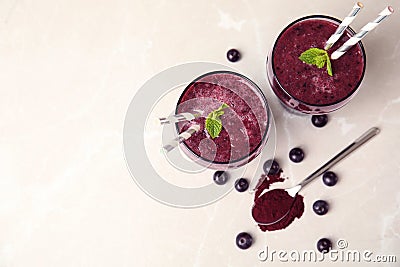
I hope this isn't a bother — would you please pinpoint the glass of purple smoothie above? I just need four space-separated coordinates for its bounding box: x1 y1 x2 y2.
176 71 270 170
266 15 366 114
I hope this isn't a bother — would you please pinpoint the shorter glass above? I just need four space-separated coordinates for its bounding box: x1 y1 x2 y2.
176 71 270 170
266 15 366 114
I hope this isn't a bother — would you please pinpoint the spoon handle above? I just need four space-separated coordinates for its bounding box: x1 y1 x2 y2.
299 127 380 188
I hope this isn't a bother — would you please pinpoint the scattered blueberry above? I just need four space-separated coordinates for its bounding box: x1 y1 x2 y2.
263 159 280 175
235 178 249 192
213 171 229 185
289 147 305 163
313 200 329 216
227 49 241 62
322 171 338 187
317 238 332 253
236 232 253 250
311 114 328 128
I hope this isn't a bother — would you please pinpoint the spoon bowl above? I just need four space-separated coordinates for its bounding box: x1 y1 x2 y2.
252 127 380 226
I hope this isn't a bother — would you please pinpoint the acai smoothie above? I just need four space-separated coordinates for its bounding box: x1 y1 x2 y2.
267 15 366 114
176 71 269 169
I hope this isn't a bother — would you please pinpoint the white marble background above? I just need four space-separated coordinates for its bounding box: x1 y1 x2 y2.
0 0 399 266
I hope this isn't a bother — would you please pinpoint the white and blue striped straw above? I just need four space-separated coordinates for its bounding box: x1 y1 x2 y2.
324 2 364 50
162 124 200 153
331 6 394 60
159 112 197 125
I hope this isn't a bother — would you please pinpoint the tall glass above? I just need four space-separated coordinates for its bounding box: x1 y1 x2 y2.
266 15 366 114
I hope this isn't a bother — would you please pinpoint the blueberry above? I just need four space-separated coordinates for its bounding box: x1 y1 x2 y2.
236 232 253 250
313 200 329 216
263 159 280 175
311 114 328 128
213 171 228 185
317 238 332 253
234 178 249 192
289 147 304 163
322 171 338 186
227 49 241 62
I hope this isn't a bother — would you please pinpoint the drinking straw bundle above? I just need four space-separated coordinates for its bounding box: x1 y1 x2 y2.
162 124 200 153
325 3 394 60
324 2 364 50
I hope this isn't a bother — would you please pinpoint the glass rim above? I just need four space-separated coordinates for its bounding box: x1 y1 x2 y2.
175 70 271 166
270 14 367 108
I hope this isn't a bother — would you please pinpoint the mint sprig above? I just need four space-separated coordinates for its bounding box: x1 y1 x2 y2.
299 48 333 76
205 103 229 139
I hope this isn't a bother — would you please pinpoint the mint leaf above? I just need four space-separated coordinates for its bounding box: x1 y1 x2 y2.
326 56 333 76
315 54 327 68
220 103 229 109
213 110 225 118
205 118 222 139
299 48 333 76
299 48 325 64
205 103 229 139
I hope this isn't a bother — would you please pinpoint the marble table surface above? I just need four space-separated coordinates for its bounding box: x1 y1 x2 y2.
1 0 399 266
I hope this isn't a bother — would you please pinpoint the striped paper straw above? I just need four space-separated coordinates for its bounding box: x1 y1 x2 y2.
324 2 364 50
331 6 394 60
162 124 200 153
159 112 197 125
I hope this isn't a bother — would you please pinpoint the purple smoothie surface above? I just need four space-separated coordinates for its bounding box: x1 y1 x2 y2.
273 18 365 106
177 72 268 164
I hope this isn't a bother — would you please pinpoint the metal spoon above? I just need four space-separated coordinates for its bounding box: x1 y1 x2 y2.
253 127 380 226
